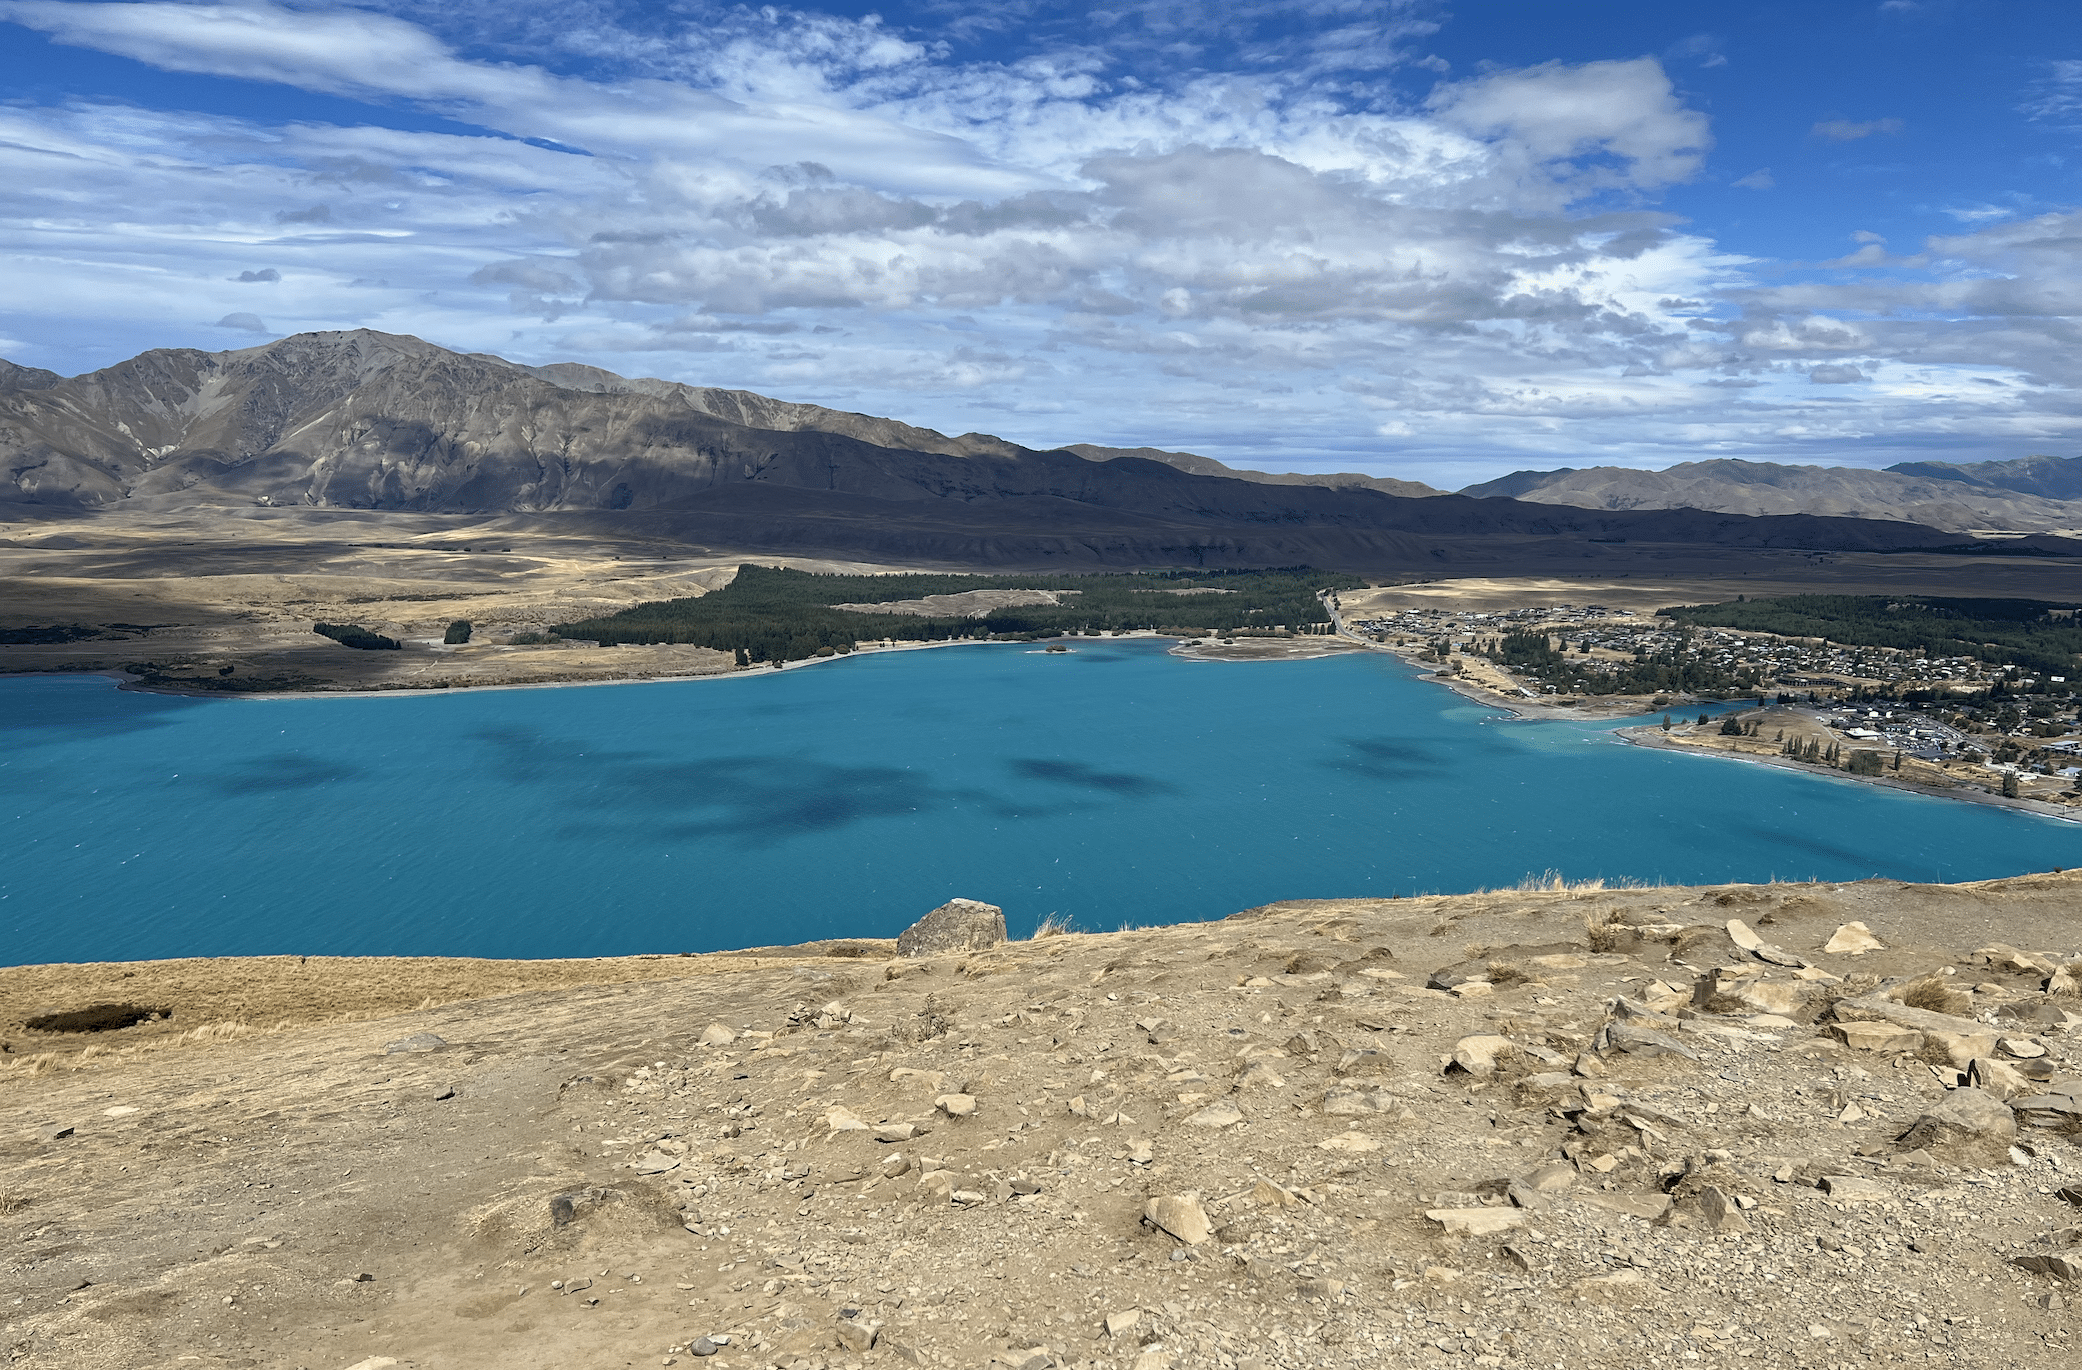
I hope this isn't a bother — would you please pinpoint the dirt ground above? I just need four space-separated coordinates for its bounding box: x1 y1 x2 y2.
1337 558 2082 619
2 876 2077 1370
0 509 901 694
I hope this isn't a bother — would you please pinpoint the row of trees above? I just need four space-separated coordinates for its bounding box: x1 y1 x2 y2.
314 622 399 651
552 565 1367 663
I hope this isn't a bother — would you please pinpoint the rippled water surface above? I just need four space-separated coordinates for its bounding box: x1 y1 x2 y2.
5 641 2076 964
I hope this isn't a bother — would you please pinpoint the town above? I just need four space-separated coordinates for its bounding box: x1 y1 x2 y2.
1339 600 2082 809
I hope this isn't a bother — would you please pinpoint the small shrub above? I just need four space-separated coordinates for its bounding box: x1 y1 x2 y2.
0 1193 30 1216
443 619 472 645
1900 974 1970 1016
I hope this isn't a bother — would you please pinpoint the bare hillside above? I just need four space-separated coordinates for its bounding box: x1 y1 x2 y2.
2 875 2077 1369
1462 459 2082 533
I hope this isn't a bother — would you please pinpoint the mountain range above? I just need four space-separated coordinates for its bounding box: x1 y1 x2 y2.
0 330 2067 570
1460 456 2082 533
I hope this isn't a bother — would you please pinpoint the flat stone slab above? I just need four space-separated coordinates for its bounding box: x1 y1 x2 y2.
1426 1207 1527 1236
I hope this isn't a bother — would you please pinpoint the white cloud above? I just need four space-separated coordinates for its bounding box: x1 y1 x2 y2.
0 1 2076 482
1731 167 1773 190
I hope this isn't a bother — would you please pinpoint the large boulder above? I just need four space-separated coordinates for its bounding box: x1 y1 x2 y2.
1895 1087 2016 1165
1692 966 1817 1020
896 898 1008 958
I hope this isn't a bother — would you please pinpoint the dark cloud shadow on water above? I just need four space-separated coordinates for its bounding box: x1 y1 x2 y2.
1323 736 1458 781
1728 822 1885 872
1007 758 1176 797
467 726 982 847
204 752 364 795
1 681 205 745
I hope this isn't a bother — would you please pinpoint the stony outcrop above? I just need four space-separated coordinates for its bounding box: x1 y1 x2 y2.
895 898 1008 957
3 873 2080 1367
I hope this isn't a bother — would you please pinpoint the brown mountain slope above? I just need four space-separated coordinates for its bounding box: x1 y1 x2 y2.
0 331 2027 572
1461 459 2082 533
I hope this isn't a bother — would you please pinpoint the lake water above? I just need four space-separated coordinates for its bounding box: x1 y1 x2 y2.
4 640 2077 966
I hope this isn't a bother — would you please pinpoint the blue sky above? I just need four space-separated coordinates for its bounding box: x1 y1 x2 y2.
2 1 2079 486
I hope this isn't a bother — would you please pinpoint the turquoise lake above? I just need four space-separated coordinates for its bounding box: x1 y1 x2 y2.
4 640 2077 966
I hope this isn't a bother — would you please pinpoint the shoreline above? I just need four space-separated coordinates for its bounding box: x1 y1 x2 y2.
1364 633 2082 825
1615 724 2082 825
31 630 1334 703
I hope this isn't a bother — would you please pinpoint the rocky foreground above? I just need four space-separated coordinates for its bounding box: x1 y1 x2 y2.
2 876 2080 1370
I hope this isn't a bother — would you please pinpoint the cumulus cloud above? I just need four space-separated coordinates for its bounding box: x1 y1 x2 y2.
0 1 2076 478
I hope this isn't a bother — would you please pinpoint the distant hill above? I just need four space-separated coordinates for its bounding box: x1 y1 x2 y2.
0 330 2022 570
1886 454 2082 503
1460 457 2082 533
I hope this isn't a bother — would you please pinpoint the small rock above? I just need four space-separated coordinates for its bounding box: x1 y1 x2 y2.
1822 922 1885 955
824 1105 871 1135
1669 1186 1749 1234
1965 1056 2035 1100
2011 1254 2082 1281
1830 1021 1922 1053
1594 1021 1700 1061
383 1031 446 1054
896 898 1007 957
38 1122 73 1142
1819 1175 1890 1202
1426 1207 1527 1236
1183 1100 1244 1128
630 1151 681 1176
1238 1061 1286 1089
874 1122 917 1142
1317 1130 1383 1153
688 1337 720 1357
696 1024 736 1047
1321 1087 1409 1118
934 1093 978 1118
432 1084 455 1101
1335 1048 1390 1076
1297 1276 1346 1301
835 1317 882 1351
1144 1193 1213 1245
2000 1037 2047 1059
1576 1192 1672 1221
1446 1035 1517 1077
1105 1308 1142 1337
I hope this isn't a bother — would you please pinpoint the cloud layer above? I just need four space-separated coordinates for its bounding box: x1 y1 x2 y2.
0 0 2076 482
